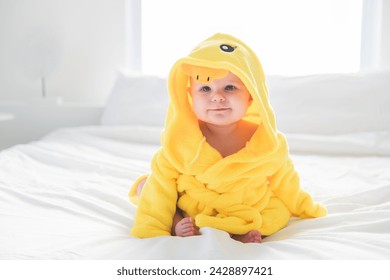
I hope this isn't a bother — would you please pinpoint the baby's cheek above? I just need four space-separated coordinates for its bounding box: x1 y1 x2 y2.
191 103 204 118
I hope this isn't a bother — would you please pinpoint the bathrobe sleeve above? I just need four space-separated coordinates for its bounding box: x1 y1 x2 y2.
131 149 179 238
268 156 327 218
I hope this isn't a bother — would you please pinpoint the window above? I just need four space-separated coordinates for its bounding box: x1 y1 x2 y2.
140 0 363 77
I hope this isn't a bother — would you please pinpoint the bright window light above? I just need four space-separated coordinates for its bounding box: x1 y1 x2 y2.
141 0 362 77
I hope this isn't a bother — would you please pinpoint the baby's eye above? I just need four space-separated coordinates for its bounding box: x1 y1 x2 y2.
225 85 237 91
200 86 211 92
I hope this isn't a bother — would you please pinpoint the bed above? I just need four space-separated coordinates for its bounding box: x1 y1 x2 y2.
0 70 389 260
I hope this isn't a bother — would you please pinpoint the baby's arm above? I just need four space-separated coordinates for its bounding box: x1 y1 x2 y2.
269 157 327 218
131 152 179 238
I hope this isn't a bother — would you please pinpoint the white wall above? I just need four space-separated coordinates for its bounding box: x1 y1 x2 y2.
0 0 126 104
380 0 390 68
0 102 103 150
0 0 389 105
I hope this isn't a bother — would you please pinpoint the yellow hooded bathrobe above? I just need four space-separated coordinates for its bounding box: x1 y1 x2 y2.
130 33 326 238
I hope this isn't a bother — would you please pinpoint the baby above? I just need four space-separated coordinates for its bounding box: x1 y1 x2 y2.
136 71 261 242
129 33 326 243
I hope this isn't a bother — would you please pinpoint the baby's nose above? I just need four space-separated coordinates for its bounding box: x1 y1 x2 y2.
212 91 225 102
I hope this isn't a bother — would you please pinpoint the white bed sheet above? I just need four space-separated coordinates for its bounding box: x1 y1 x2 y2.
0 125 389 259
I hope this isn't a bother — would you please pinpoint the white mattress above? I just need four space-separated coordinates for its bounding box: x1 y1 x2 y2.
0 125 389 260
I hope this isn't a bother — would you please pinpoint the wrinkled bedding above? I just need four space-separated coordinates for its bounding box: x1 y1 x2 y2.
0 125 389 259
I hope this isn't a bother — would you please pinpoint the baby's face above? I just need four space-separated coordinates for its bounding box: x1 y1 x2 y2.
189 71 252 126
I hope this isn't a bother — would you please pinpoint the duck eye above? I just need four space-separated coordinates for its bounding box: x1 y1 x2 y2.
220 44 235 53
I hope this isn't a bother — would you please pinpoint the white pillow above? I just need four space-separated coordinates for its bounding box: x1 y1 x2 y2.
286 131 390 156
102 70 390 136
267 70 390 134
101 72 168 126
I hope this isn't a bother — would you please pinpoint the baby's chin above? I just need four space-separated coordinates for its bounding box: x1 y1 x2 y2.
208 117 244 126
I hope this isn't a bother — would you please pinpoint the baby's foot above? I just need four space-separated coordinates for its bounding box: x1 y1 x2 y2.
175 217 200 237
231 230 262 243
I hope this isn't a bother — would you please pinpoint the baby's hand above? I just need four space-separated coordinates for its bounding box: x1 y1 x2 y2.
174 217 200 237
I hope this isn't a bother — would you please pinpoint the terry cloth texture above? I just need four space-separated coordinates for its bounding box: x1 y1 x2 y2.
130 33 326 238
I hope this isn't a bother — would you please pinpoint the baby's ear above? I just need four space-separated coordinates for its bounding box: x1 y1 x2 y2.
248 94 253 104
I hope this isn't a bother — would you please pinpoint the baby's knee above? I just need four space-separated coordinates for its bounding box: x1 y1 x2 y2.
136 178 147 197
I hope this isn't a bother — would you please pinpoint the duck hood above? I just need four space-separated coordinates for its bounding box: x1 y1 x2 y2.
163 33 281 164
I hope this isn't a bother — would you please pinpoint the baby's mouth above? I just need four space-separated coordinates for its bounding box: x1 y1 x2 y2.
209 108 230 111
